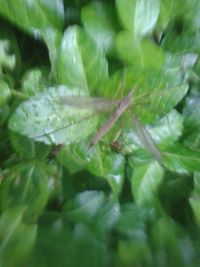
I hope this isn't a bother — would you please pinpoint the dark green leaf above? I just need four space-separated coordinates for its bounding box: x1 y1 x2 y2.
63 191 105 224
150 218 193 267
0 104 10 125
0 80 10 107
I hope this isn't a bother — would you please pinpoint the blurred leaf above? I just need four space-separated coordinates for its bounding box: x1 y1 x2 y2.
0 207 37 267
115 240 152 267
158 0 181 28
123 110 183 153
57 26 108 94
81 1 119 55
0 161 49 219
0 104 10 125
130 161 164 204
41 28 62 78
9 85 100 145
0 39 15 72
94 196 120 233
58 142 125 195
116 31 164 68
163 143 200 174
68 223 110 267
189 172 200 226
116 0 160 36
183 95 200 136
150 218 191 267
21 67 50 96
63 190 105 224
0 79 10 107
10 131 51 159
0 0 64 35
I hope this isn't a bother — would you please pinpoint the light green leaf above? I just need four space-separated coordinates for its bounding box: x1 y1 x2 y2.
81 1 119 55
123 110 183 153
116 0 160 36
130 161 164 203
0 0 64 35
116 31 164 68
163 143 200 174
9 86 100 145
57 26 108 94
0 207 37 267
41 28 62 78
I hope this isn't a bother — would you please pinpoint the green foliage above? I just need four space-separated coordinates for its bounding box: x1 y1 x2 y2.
0 0 200 266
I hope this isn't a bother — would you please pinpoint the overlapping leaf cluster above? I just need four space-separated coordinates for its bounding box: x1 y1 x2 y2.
0 0 200 266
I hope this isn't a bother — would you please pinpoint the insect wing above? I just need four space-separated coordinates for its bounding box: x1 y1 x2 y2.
132 113 162 164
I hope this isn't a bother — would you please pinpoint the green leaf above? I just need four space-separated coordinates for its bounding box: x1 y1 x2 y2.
122 109 183 155
0 161 49 219
130 161 164 204
21 67 50 96
0 207 37 267
81 1 119 55
0 0 64 35
183 95 200 135
150 218 190 267
94 196 120 232
0 80 10 107
63 191 105 224
103 66 188 123
116 0 160 36
9 86 100 145
115 240 152 267
58 142 125 196
41 28 62 78
116 31 164 68
0 39 15 72
189 172 200 226
0 104 10 125
10 131 51 159
69 223 109 267
57 26 108 94
163 143 200 174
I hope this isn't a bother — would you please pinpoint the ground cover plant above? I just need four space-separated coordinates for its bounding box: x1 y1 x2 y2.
0 0 200 266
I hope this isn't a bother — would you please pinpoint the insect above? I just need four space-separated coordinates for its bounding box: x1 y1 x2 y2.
37 86 162 163
9 67 187 164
